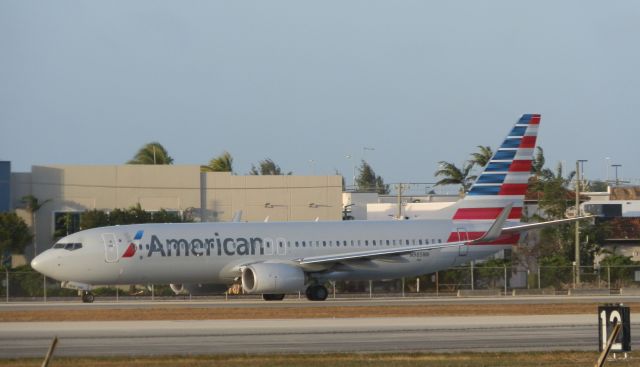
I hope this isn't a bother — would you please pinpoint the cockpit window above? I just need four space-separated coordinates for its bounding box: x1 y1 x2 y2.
53 242 83 251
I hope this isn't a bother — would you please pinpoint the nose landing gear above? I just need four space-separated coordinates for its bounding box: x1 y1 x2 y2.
81 291 95 303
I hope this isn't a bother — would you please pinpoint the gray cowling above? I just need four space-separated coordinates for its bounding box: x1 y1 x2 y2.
170 283 229 295
241 263 305 294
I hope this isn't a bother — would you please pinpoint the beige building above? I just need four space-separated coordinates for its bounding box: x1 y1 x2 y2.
10 165 342 258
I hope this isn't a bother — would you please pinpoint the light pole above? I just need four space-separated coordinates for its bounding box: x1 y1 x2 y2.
575 159 587 287
612 164 622 186
394 183 410 219
345 155 356 188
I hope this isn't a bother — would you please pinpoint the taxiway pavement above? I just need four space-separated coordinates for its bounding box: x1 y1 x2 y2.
1 314 635 358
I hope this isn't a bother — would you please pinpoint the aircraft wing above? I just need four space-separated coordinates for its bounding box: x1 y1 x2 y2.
501 216 593 234
296 208 592 266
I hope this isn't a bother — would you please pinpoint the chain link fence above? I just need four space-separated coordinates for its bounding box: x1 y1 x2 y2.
3 265 640 302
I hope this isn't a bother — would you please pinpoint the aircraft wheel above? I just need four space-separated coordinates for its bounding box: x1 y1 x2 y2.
262 293 285 301
306 285 328 301
81 291 95 303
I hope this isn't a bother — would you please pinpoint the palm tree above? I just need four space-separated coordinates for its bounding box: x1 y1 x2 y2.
531 146 545 175
20 195 51 257
469 145 493 168
249 159 291 175
203 151 233 172
128 142 174 165
434 161 475 194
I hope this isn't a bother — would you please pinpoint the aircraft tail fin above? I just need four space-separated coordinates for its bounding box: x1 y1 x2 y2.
448 113 540 245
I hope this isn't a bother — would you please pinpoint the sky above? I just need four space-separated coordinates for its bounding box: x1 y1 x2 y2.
1 1 639 188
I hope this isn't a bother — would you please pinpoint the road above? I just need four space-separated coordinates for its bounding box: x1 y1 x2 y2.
1 314 635 358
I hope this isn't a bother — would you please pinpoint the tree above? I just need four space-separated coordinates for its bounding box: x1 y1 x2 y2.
80 209 110 230
203 151 233 173
249 158 291 175
127 142 174 165
355 160 389 194
599 253 638 288
586 180 608 192
531 146 545 175
434 161 475 194
469 145 493 168
20 195 51 257
0 213 32 259
537 162 575 219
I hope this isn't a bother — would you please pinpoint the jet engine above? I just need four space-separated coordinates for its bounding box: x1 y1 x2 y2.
241 263 305 294
170 283 229 295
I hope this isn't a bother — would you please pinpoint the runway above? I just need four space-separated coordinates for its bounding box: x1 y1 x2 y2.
2 294 639 311
2 314 636 358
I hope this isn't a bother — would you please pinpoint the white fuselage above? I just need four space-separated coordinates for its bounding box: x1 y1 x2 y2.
32 219 508 287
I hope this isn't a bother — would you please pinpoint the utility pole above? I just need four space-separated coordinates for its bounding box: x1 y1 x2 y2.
395 184 409 219
575 160 587 286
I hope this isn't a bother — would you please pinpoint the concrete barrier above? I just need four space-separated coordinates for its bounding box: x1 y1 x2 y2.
457 289 502 297
511 288 556 296
619 288 640 296
568 288 611 296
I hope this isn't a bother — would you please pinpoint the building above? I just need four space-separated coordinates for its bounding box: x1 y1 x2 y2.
0 162 9 213
9 164 342 258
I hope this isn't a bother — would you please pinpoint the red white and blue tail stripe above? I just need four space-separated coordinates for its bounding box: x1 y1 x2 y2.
447 114 540 245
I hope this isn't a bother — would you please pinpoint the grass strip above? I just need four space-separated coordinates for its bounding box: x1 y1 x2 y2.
2 303 639 322
1 352 631 367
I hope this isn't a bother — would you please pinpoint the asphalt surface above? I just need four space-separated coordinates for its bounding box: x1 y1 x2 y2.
1 294 640 311
1 314 636 358
2 296 638 359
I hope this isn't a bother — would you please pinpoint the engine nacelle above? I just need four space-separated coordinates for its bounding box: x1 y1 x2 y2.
241 263 305 294
170 283 229 295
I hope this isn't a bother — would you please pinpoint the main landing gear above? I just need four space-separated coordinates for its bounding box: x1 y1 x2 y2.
81 291 95 303
305 285 328 301
262 294 286 301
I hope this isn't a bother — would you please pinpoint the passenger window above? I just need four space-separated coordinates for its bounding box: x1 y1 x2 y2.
438 239 442 243
343 241 347 246
323 241 326 247
386 240 390 246
295 241 299 247
302 241 306 247
357 240 361 246
372 240 376 246
405 240 410 245
419 239 423 245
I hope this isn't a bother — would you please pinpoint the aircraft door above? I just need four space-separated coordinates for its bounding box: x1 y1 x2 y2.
276 237 287 256
102 233 119 263
456 228 468 256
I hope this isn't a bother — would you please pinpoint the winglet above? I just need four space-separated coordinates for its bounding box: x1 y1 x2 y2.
470 203 513 244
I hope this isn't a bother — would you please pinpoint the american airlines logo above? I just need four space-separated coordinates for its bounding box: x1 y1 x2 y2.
122 230 144 258
145 233 266 257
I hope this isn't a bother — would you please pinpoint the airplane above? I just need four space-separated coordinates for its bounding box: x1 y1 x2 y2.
31 113 589 303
